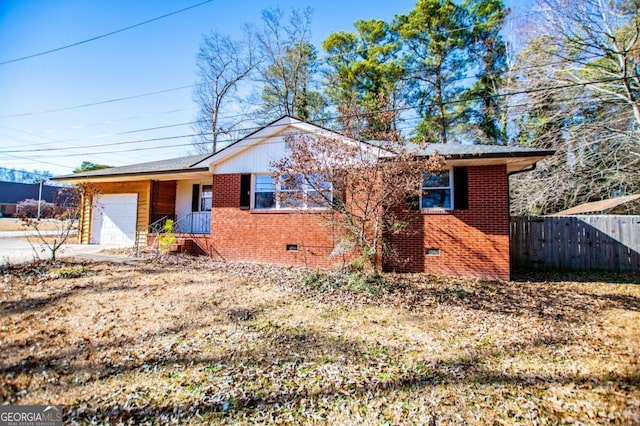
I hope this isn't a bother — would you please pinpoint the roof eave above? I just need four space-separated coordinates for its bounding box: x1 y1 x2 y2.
420 150 556 160
51 167 210 183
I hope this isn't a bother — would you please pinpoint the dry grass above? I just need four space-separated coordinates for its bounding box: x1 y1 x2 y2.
0 218 77 232
23 235 79 245
0 218 23 231
1 258 638 424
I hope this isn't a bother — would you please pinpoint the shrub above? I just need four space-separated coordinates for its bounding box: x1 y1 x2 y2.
303 269 389 295
157 219 177 253
48 265 86 279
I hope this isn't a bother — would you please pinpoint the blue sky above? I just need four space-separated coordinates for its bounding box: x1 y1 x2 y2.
0 0 531 176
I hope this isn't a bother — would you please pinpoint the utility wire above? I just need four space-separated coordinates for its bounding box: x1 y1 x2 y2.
0 5 574 121
0 51 608 148
0 0 216 66
1 121 196 151
2 75 636 154
1 50 603 122
0 152 74 170
3 74 637 159
0 86 194 119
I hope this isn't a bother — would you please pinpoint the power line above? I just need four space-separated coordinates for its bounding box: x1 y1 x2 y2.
0 107 255 149
1 75 635 159
0 4 571 122
3 75 636 161
1 121 197 151
0 51 607 148
0 153 74 170
1 133 201 155
44 107 197 131
3 75 637 155
0 85 194 119
0 124 57 142
0 47 605 132
0 0 216 66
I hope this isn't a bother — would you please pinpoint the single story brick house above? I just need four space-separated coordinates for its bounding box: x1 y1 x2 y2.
53 116 553 280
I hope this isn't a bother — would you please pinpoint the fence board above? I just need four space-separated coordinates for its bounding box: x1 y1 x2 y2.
511 215 640 271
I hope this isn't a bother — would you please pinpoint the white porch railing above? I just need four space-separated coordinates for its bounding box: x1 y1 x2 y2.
174 212 211 234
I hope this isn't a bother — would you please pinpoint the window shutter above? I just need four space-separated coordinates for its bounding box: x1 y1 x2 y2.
191 184 200 212
453 167 469 210
239 174 251 210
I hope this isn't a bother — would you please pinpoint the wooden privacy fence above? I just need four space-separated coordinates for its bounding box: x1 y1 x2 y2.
510 215 640 271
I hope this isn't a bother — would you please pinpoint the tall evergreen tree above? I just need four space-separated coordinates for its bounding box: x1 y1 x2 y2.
463 0 509 144
395 0 507 144
323 19 405 140
395 0 469 144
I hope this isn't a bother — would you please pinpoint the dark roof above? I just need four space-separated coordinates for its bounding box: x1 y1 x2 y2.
52 116 554 182
378 141 555 158
52 153 212 180
0 181 61 204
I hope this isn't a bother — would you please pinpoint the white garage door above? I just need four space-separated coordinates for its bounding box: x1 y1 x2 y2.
91 194 138 245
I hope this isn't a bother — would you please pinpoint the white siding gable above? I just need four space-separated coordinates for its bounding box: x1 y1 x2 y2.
191 116 364 175
212 131 290 174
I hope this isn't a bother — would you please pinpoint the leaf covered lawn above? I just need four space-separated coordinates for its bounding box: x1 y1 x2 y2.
1 258 638 424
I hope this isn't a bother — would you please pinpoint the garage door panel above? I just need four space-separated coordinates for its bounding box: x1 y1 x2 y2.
91 194 138 245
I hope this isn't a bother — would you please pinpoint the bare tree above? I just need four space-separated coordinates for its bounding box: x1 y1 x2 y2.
536 0 640 126
19 184 98 261
193 31 258 154
252 7 325 121
510 0 640 214
270 131 445 273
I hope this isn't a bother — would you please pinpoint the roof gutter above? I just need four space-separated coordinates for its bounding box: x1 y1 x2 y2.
508 163 536 176
50 167 210 182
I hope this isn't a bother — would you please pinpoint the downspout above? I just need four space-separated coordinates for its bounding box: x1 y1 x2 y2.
507 163 538 217
507 163 536 177
507 163 537 217
506 163 537 280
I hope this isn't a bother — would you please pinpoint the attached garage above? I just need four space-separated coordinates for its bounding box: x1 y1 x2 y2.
91 194 138 244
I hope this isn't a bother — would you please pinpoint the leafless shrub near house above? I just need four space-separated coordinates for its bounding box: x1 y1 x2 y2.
270 130 445 273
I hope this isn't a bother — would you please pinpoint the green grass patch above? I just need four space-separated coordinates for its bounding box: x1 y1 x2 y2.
48 265 86 279
303 269 390 295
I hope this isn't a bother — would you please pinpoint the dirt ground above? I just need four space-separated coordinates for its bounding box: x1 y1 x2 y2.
1 257 638 424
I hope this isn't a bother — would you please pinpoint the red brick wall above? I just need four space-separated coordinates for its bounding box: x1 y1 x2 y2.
208 166 510 280
384 165 510 281
208 174 340 267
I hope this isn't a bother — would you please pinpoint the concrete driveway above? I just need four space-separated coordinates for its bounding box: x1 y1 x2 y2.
0 231 133 264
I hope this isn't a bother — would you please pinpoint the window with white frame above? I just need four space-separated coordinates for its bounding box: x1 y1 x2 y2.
200 185 212 211
254 175 277 209
421 170 452 209
254 174 332 210
305 173 333 208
